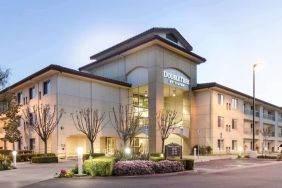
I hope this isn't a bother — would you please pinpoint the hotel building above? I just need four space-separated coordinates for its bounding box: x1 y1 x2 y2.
0 28 281 157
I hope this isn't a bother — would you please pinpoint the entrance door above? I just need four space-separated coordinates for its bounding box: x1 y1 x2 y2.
106 137 116 154
30 138 35 151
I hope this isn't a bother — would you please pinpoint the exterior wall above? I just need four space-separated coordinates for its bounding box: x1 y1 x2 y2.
56 74 129 157
192 88 282 154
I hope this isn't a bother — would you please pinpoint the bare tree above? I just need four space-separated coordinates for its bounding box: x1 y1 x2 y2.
157 109 181 153
110 105 142 148
71 108 107 155
260 127 271 156
23 104 64 154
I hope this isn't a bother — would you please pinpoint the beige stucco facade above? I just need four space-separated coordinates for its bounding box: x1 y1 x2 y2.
1 28 281 157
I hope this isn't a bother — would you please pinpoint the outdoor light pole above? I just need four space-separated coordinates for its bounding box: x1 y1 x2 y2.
77 147 83 176
252 64 256 151
252 63 262 152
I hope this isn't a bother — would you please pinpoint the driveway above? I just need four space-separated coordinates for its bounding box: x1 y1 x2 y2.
24 161 282 188
0 160 76 188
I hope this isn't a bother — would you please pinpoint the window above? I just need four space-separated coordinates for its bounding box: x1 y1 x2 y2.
218 94 224 106
43 80 51 95
29 113 34 125
217 139 224 150
226 103 231 110
218 116 224 127
17 92 23 105
232 119 237 129
232 140 237 150
29 87 35 100
231 98 238 110
166 33 178 43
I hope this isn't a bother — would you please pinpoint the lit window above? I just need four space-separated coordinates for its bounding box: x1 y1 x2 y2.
218 94 224 106
231 98 238 110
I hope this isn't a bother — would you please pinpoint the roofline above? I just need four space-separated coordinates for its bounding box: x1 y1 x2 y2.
0 65 131 94
89 27 193 61
192 82 282 110
79 35 206 71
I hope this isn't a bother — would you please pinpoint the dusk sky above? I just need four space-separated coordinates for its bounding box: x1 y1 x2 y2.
1 0 281 106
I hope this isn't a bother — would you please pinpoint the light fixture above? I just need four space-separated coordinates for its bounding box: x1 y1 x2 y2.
12 150 17 168
124 147 131 155
144 91 148 97
172 91 176 97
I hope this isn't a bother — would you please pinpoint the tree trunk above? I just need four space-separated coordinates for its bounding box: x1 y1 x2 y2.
12 142 15 150
123 139 126 148
161 139 165 153
90 141 94 156
44 140 47 155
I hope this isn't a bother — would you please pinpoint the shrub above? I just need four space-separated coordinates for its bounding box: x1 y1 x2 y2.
149 153 164 162
17 153 56 162
0 155 12 171
277 154 282 161
154 160 184 173
171 158 194 170
32 156 58 163
83 153 105 161
113 160 155 176
257 155 277 159
113 160 184 176
191 145 212 155
83 157 115 176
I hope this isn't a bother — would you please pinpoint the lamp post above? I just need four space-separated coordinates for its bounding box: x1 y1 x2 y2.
251 63 262 157
12 150 17 168
76 147 83 176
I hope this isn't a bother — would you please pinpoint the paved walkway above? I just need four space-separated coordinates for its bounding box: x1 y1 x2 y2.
183 155 237 163
0 160 76 188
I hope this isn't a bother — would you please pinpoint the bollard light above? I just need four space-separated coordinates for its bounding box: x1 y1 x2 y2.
12 150 17 168
76 147 83 175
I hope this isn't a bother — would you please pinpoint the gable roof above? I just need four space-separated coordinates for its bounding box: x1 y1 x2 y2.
0 64 131 94
79 27 206 71
192 82 282 110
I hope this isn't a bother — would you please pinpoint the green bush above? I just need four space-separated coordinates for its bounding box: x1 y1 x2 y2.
169 158 194 170
150 153 164 157
31 156 58 163
257 155 277 159
17 153 56 162
149 153 164 162
83 157 115 176
83 153 105 161
0 155 12 171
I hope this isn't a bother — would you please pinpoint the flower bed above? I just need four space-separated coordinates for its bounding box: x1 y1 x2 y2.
113 160 184 176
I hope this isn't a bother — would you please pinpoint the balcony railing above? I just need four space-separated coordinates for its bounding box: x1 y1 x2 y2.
263 113 275 121
244 109 260 117
244 129 260 135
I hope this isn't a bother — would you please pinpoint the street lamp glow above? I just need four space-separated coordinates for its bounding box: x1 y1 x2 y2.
238 146 243 153
124 147 131 155
77 147 83 155
253 61 263 71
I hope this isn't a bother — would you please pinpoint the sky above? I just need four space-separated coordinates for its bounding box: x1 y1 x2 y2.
0 0 281 106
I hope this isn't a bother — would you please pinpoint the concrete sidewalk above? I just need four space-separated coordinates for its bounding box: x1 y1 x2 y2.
0 160 75 188
183 155 237 163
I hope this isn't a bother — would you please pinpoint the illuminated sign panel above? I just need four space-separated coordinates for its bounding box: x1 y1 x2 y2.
163 68 190 90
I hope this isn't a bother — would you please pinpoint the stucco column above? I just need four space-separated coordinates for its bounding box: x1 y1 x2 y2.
148 66 163 153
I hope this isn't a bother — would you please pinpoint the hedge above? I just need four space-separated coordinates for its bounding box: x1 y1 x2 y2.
171 158 194 170
0 155 12 171
31 156 58 163
149 153 164 162
83 153 105 161
113 160 184 176
17 153 56 162
83 157 115 176
257 155 277 159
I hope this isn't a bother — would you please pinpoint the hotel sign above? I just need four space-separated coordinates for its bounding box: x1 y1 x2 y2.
163 68 190 90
